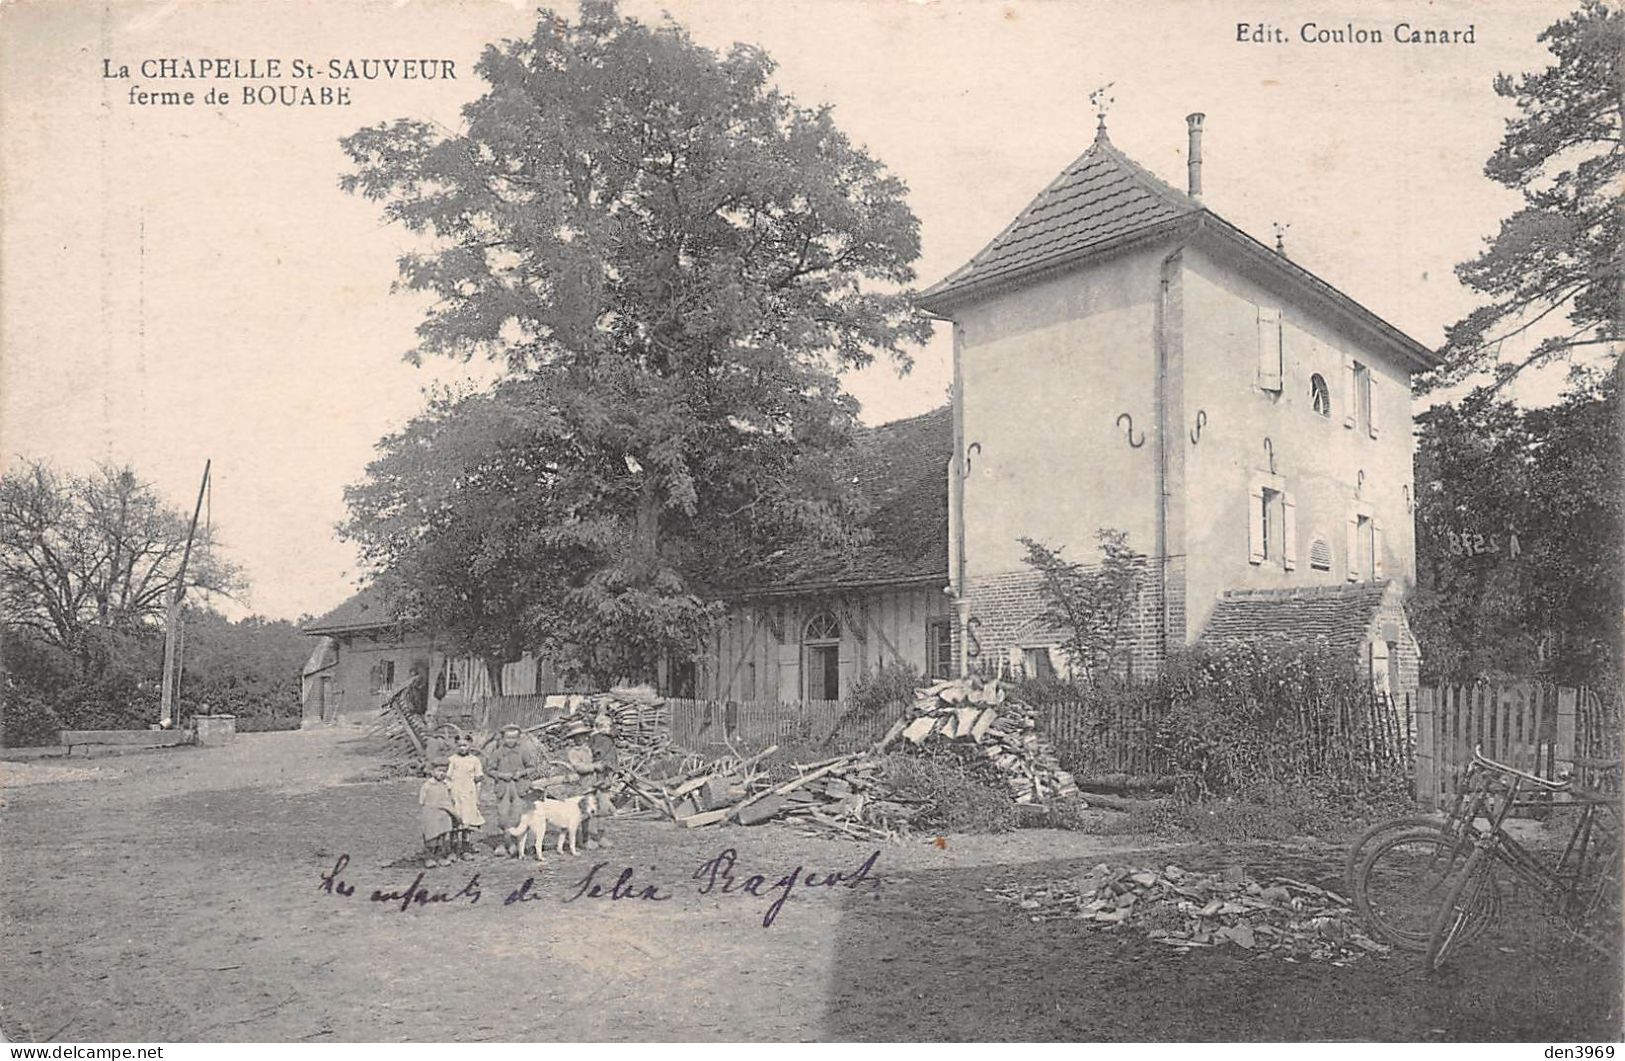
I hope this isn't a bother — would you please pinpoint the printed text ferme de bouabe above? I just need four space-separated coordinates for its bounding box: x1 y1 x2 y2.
103 57 458 109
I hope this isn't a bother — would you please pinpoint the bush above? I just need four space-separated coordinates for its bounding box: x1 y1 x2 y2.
877 753 1015 833
1 689 63 747
820 662 921 748
1024 641 1412 801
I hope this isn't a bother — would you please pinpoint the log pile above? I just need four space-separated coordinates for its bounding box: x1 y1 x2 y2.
619 749 912 841
988 863 1389 964
607 677 1080 840
875 678 1078 804
516 687 671 758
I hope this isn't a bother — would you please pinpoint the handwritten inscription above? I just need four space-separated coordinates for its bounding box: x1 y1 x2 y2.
317 847 881 928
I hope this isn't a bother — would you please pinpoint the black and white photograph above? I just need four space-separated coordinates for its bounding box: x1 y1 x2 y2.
0 0 1620 1047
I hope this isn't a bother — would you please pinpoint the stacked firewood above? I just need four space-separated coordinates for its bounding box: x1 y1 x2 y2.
875 678 1079 804
988 863 1389 964
591 686 671 757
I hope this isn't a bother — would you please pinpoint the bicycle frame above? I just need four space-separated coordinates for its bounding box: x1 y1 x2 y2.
1461 747 1621 923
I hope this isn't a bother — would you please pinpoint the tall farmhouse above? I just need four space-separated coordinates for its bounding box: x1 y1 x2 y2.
917 115 1439 697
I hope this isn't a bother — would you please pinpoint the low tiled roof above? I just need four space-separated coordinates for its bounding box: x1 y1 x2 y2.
740 406 953 594
302 585 396 635
1199 581 1391 654
920 128 1198 310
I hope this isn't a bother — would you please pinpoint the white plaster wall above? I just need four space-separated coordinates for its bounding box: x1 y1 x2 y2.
955 246 1165 581
1179 244 1418 639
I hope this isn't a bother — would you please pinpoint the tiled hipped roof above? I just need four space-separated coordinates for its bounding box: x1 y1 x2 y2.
920 128 1198 308
748 406 953 593
1199 582 1392 654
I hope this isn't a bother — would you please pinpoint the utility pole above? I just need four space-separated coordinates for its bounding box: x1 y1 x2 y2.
159 460 211 729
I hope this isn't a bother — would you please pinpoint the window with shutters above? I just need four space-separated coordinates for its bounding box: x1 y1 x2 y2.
1309 535 1333 570
444 658 463 692
1248 473 1296 570
1346 508 1383 581
1345 360 1377 436
1257 306 1284 392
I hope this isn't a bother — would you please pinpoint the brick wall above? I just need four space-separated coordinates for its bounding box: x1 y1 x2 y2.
962 557 1181 678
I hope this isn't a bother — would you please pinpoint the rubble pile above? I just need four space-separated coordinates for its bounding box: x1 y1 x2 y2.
988 863 1389 964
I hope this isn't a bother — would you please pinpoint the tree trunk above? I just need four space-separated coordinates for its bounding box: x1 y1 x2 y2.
634 475 661 568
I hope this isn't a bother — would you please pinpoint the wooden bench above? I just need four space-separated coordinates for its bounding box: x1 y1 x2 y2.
60 729 192 756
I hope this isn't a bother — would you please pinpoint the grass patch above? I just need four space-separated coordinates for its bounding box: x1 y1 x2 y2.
1095 781 1416 842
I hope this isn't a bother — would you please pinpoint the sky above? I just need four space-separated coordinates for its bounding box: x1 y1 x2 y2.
0 0 1573 622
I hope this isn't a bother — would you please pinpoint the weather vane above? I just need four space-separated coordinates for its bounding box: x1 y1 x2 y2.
1090 82 1115 133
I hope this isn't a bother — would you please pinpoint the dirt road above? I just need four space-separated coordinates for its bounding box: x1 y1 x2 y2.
1 728 1618 1041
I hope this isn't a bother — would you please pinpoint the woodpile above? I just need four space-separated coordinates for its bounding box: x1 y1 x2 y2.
606 677 1082 841
874 677 1079 804
514 686 672 757
988 863 1390 964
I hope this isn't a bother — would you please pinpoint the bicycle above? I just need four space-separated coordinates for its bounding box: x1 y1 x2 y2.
1426 746 1622 971
1350 771 1503 950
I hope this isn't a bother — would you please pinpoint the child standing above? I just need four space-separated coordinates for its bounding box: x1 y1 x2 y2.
445 735 486 860
418 761 457 868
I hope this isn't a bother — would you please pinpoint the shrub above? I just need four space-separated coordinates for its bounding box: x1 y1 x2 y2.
820 662 920 748
876 752 1015 833
1 689 63 747
1023 641 1411 802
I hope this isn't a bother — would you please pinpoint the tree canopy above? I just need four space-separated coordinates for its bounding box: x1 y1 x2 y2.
0 459 238 654
1424 0 1622 393
339 1 927 685
1407 367 1621 684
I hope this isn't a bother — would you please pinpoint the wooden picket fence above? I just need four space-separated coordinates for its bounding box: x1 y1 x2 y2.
1414 684 1621 808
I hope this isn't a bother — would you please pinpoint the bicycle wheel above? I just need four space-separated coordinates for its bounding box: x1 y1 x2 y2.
1343 815 1448 900
1426 847 1494 970
1356 827 1492 952
1570 837 1623 956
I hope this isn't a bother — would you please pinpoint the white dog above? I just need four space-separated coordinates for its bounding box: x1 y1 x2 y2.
508 795 593 860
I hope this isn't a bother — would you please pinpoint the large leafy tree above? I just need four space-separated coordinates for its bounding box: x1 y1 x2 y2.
1424 1 1622 393
1407 367 1621 684
339 2 927 685
0 459 239 655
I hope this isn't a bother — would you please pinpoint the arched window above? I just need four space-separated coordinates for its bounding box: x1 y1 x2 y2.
1310 374 1332 418
803 610 841 700
804 611 841 641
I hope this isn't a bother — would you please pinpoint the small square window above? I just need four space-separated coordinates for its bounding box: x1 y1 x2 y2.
1023 646 1056 682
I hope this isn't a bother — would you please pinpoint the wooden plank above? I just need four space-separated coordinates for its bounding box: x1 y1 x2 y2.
1415 686 1436 807
61 729 190 748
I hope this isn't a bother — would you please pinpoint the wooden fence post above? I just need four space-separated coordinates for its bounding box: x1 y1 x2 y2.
1415 686 1437 809
1555 687 1578 795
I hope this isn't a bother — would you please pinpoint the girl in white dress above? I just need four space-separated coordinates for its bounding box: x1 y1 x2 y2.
445 736 485 860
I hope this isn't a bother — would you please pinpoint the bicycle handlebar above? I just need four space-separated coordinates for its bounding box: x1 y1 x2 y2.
1470 744 1572 791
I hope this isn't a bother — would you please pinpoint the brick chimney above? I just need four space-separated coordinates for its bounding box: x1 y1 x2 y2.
1186 113 1205 199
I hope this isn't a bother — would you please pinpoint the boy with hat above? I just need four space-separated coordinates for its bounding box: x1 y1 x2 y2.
487 724 539 857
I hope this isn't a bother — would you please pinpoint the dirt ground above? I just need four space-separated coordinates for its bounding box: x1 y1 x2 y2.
1 727 1619 1042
